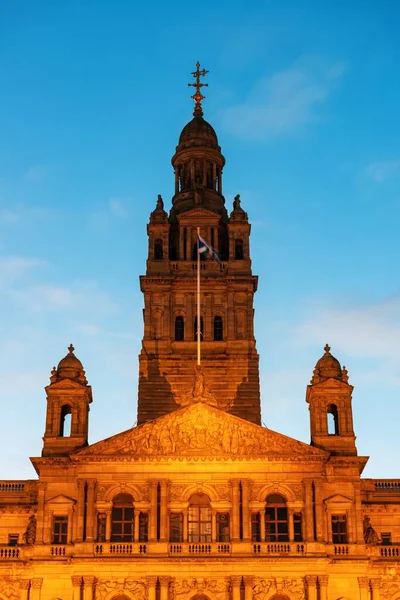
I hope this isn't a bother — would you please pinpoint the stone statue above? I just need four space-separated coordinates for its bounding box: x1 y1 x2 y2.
156 194 164 210
23 514 37 545
363 516 380 544
178 365 218 407
233 194 241 210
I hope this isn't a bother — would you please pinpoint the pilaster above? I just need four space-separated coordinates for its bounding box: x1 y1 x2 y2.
147 577 158 600
358 577 369 600
318 575 329 600
30 579 43 600
83 576 96 600
231 576 242 600
20 580 30 600
370 579 381 600
305 575 318 600
71 576 82 600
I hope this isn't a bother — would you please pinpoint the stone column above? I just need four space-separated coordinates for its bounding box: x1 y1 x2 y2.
288 509 295 543
358 577 369 600
183 510 188 542
85 480 96 542
305 576 317 600
71 576 82 600
370 579 381 600
314 483 324 542
19 580 30 600
36 482 46 544
159 577 170 600
347 508 355 543
134 509 140 542
160 480 169 541
227 293 235 339
44 510 53 544
147 577 158 600
319 575 329 600
304 480 314 542
149 480 158 541
244 576 254 600
241 480 250 541
76 479 86 542
230 480 240 541
211 510 217 543
83 576 96 600
30 579 43 600
259 509 265 542
67 507 74 544
105 507 112 542
231 577 242 600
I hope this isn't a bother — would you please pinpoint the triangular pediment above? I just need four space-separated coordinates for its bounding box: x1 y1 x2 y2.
324 493 353 503
74 402 327 460
310 378 353 391
46 494 75 505
45 379 88 391
177 208 221 224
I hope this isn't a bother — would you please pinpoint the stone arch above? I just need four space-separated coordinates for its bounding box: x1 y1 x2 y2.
255 483 297 503
268 595 289 600
180 483 219 503
102 591 139 600
103 483 144 502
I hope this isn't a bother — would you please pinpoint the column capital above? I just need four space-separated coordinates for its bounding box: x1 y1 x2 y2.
230 576 242 586
305 575 318 587
241 479 251 488
20 581 31 591
370 579 381 590
159 577 171 586
71 576 82 588
146 577 158 587
318 575 329 586
243 576 254 587
149 479 159 488
83 576 96 588
358 578 369 589
31 579 43 590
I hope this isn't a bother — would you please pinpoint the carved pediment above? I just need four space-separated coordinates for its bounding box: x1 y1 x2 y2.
309 378 353 391
45 379 89 391
75 403 327 460
46 494 75 505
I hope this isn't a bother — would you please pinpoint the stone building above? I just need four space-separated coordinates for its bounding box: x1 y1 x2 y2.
1 65 400 600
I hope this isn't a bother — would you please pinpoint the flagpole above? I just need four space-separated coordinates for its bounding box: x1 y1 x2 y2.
197 227 201 366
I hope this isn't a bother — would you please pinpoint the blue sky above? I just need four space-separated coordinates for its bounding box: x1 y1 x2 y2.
0 1 399 479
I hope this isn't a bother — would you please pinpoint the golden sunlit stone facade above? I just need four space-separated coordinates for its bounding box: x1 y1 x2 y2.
1 66 400 600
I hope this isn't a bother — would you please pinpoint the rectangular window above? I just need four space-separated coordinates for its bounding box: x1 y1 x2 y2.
331 515 347 544
53 516 68 544
381 532 392 546
294 513 303 542
139 512 148 543
217 513 230 542
170 513 183 543
8 534 18 546
251 513 261 542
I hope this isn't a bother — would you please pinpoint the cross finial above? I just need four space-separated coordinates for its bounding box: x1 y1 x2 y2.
68 343 75 354
324 343 331 354
188 61 209 116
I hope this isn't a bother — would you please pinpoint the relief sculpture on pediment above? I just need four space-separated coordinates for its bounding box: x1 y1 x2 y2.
174 579 227 600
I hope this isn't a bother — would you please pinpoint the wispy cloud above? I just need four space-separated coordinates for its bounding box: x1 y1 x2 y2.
220 57 345 140
365 160 400 182
0 204 55 224
0 256 45 285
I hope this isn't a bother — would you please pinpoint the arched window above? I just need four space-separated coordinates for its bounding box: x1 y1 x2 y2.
235 239 244 260
188 493 211 543
194 316 204 341
59 405 72 437
111 493 134 542
327 404 339 435
214 316 223 341
154 239 163 260
265 494 288 542
175 316 185 341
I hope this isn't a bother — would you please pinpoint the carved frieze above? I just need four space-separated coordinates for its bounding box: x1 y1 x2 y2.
174 579 227 600
253 578 305 600
97 579 147 600
0 578 19 600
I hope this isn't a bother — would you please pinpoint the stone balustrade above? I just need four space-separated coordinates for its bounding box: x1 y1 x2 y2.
168 542 231 555
252 542 305 555
94 543 147 555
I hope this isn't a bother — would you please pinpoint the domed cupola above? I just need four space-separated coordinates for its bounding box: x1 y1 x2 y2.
170 62 227 221
51 343 88 385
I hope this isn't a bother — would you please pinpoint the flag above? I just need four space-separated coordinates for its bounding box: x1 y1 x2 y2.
197 234 220 262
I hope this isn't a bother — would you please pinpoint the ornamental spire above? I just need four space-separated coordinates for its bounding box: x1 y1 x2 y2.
188 61 209 116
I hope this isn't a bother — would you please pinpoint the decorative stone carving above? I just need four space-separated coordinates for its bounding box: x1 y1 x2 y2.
281 579 305 600
0 578 19 600
97 579 147 600
170 485 187 501
174 579 227 600
175 365 232 411
252 579 275 600
214 484 230 500
253 578 304 600
363 515 380 544
77 402 323 459
23 514 37 545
